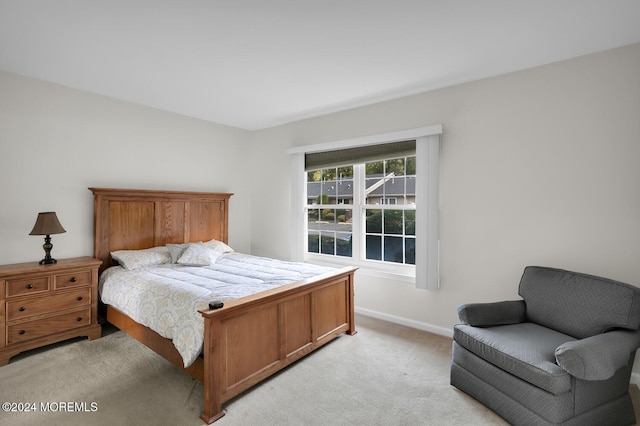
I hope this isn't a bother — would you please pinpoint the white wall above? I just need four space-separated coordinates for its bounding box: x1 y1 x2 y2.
0 71 253 264
250 43 640 336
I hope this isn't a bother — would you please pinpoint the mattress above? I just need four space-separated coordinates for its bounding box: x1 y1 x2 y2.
99 252 335 367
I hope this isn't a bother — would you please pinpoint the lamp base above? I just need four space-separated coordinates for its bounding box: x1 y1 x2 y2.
39 234 57 265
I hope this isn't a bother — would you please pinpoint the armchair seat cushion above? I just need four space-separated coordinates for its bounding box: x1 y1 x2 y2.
454 322 576 395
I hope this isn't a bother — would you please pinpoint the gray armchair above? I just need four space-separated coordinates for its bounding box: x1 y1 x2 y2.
451 266 640 425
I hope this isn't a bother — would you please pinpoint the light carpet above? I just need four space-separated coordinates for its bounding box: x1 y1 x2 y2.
0 315 638 426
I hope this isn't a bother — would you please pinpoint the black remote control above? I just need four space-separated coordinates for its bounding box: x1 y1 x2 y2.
209 300 224 310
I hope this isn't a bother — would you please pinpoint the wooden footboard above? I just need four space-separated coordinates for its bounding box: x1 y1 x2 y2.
105 266 356 424
199 266 356 423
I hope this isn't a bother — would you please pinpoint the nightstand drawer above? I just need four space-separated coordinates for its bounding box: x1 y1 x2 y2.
6 276 50 298
7 308 92 344
6 288 91 321
55 270 92 290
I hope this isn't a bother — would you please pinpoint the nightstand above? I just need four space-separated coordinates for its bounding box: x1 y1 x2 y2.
0 256 102 365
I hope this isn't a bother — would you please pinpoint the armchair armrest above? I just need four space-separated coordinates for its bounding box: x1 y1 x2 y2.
457 300 526 326
555 330 640 380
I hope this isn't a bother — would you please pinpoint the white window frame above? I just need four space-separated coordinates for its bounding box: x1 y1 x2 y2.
288 125 442 290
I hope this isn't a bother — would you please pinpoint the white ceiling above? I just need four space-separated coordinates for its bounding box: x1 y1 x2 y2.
1 1 639 130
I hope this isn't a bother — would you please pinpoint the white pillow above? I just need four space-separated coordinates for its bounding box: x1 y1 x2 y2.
111 246 172 270
202 238 234 254
177 242 221 266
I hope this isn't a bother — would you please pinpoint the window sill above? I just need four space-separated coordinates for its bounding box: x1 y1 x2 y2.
304 253 416 283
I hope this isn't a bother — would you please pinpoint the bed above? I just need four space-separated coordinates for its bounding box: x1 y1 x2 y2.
90 188 357 423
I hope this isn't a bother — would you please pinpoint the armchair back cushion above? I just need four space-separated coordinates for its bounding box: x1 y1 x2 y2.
519 266 640 339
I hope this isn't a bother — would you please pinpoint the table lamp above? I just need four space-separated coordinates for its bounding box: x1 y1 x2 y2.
29 212 66 264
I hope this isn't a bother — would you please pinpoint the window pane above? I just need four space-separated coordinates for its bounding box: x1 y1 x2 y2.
317 168 337 205
406 156 416 175
320 234 335 255
384 210 403 234
321 208 335 222
307 182 321 204
405 176 416 205
336 178 353 199
307 208 320 221
381 176 400 203
308 232 320 253
384 236 404 263
365 178 382 204
365 161 384 205
406 156 417 205
316 193 331 204
322 168 337 181
338 166 353 179
405 210 415 235
336 209 351 226
379 159 400 203
366 235 382 260
386 158 405 176
405 238 416 265
366 209 382 233
366 161 384 176
307 209 321 231
307 170 322 182
336 232 352 257
320 180 336 204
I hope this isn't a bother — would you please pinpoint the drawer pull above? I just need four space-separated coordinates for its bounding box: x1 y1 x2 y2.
18 307 25 312
76 317 83 322
70 277 77 283
76 296 83 301
26 284 34 289
18 330 25 335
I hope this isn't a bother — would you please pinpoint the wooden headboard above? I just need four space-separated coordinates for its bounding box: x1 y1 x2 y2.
90 188 233 272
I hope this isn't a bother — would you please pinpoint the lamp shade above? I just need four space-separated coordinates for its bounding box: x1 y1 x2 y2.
29 212 66 236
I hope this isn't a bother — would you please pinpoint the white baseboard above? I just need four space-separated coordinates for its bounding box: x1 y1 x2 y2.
355 307 640 385
354 306 453 338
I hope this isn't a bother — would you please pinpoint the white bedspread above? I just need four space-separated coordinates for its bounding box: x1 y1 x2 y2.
99 253 335 367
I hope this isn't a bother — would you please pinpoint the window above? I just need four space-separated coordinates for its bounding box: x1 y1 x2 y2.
306 155 417 266
289 125 442 290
